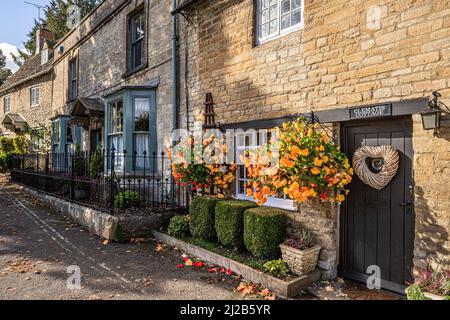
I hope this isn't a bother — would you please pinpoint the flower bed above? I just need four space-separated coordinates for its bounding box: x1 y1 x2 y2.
153 230 320 298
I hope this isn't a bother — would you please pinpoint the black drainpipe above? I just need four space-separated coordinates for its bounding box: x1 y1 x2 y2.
172 0 179 138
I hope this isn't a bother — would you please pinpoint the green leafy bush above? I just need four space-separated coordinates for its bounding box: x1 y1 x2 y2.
168 215 191 238
215 200 257 250
0 152 15 173
263 259 289 278
406 284 431 300
13 136 30 154
189 196 221 242
114 191 142 209
89 147 104 178
0 137 14 153
244 206 287 259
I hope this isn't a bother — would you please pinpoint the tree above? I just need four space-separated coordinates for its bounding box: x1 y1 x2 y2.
0 49 12 86
12 0 100 67
11 20 40 67
46 0 99 45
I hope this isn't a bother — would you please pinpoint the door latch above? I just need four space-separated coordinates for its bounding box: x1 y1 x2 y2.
400 201 413 207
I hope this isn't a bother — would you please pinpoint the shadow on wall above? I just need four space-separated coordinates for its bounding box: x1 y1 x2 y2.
194 0 270 123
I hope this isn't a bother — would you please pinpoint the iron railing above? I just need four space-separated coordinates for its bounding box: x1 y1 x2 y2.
11 149 189 215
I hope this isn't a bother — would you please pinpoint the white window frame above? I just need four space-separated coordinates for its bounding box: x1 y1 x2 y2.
234 129 296 211
256 0 305 45
30 85 40 108
3 95 11 113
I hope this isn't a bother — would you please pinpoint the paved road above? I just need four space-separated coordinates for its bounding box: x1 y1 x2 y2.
0 183 240 300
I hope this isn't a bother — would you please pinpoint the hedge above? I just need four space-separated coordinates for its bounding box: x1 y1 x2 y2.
244 206 287 259
189 196 221 241
215 200 257 250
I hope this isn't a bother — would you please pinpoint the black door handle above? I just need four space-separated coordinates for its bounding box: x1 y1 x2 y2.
400 201 413 207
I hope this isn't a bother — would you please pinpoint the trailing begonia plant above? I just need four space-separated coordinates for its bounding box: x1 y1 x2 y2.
244 118 354 206
169 132 236 195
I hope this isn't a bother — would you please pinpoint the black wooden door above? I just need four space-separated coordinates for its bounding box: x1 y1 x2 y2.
340 117 414 294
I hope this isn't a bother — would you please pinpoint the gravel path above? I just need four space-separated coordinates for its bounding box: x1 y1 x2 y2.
0 183 241 300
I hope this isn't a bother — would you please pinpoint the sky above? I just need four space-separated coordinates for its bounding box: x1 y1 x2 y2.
0 0 50 72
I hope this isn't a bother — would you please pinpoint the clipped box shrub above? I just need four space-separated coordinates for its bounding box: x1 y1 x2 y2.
244 207 287 259
168 215 191 238
189 196 221 241
215 200 257 250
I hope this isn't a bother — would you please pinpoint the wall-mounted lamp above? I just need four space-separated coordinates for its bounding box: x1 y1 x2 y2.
420 91 442 135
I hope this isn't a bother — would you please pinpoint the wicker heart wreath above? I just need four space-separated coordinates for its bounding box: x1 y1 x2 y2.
352 145 400 190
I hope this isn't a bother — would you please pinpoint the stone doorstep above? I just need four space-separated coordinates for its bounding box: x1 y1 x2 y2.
153 230 321 298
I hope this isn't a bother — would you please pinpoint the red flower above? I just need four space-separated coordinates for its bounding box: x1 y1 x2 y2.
177 264 184 269
227 269 234 276
209 268 217 273
193 262 199 267
320 192 328 201
197 262 204 268
183 257 189 262
220 268 226 274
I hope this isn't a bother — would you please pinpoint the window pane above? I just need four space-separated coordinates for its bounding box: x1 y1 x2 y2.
269 4 278 20
110 101 123 133
292 9 302 25
281 0 290 14
281 14 291 29
292 0 301 9
134 133 151 168
110 135 124 170
261 23 269 38
269 19 278 34
262 0 269 9
133 13 144 41
262 9 269 23
134 98 150 132
269 0 277 5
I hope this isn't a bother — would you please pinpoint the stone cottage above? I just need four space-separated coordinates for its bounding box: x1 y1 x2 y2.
0 24 55 147
173 0 450 293
50 0 176 171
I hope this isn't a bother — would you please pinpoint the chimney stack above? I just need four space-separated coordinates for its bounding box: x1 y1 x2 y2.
35 23 54 55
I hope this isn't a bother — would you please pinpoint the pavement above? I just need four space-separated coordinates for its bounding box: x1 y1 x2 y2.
0 180 241 300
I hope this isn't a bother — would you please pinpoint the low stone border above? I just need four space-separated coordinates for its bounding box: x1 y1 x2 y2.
16 185 172 241
153 231 321 298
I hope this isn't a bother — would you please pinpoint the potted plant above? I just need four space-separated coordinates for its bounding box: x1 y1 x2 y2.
406 268 450 300
280 229 321 276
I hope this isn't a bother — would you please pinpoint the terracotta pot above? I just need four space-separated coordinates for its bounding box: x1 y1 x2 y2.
280 244 321 276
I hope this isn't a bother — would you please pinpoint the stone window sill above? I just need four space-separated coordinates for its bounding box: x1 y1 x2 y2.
122 63 148 79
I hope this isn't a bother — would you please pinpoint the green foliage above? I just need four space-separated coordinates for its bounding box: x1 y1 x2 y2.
0 137 15 153
285 229 313 250
114 191 141 209
263 259 289 278
215 200 257 250
444 296 450 300
189 196 221 242
0 136 30 173
168 215 191 238
244 207 287 259
406 284 431 300
13 1 100 67
13 136 30 154
0 49 12 85
89 147 104 178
